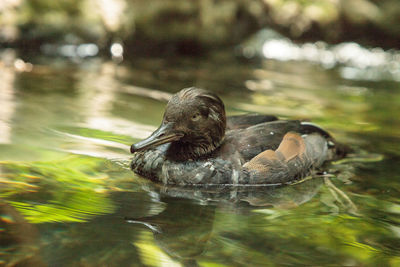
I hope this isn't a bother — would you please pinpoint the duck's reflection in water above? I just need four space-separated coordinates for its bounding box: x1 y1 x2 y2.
126 178 324 265
127 197 215 266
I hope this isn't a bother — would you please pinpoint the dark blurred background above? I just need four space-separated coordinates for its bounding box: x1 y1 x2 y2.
1 0 400 58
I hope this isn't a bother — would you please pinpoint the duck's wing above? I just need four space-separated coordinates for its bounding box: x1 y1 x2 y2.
226 114 278 130
242 132 329 184
223 120 302 162
223 120 347 163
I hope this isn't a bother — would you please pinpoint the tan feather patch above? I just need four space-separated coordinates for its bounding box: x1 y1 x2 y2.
243 150 276 172
276 132 306 162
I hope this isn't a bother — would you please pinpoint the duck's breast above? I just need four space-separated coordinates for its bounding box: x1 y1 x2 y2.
131 144 247 185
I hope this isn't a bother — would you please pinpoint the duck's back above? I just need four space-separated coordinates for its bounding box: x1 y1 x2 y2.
226 114 278 130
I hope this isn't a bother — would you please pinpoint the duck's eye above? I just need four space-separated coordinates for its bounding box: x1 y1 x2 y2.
191 112 202 121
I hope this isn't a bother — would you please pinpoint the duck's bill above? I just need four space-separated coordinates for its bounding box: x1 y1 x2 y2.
130 123 183 153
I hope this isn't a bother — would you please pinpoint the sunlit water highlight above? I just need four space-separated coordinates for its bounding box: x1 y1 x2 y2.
241 29 400 82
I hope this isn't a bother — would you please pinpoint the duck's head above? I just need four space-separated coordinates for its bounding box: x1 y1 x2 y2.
130 87 226 160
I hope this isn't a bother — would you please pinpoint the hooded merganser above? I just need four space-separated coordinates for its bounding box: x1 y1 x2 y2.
130 87 347 185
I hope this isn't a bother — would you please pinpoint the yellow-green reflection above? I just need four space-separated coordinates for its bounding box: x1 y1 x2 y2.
134 231 181 267
1 156 115 223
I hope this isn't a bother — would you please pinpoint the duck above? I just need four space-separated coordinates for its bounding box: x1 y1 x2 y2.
130 87 347 185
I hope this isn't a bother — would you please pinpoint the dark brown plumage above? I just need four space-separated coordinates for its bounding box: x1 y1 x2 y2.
130 87 347 185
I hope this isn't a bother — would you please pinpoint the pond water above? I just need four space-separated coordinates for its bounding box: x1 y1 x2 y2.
1 46 400 266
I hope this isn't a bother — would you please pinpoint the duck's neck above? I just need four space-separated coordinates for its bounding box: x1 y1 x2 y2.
166 138 223 161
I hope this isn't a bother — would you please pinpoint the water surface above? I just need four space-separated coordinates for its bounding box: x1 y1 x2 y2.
1 48 399 266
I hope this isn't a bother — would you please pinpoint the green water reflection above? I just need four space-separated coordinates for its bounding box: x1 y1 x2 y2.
1 50 400 266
